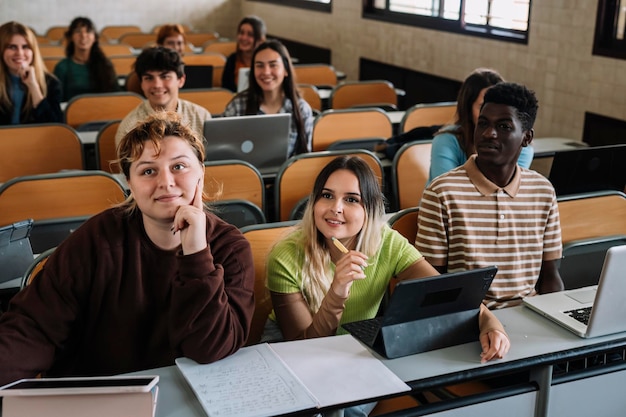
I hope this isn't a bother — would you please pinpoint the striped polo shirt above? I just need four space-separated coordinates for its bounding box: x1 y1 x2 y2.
416 155 562 309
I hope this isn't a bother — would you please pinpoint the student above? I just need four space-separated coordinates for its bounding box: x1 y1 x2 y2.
0 21 62 125
127 24 187 96
416 82 563 309
53 17 119 102
221 15 266 92
223 40 312 157
0 112 255 386
428 68 534 183
156 23 187 56
115 46 211 146
264 156 509 353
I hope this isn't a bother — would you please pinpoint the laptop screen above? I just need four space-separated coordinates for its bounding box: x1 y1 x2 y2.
0 219 34 284
548 144 626 196
203 114 292 174
182 65 213 90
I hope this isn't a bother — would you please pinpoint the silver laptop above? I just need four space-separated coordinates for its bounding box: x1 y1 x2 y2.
523 245 626 338
237 67 250 92
0 219 34 284
203 113 291 175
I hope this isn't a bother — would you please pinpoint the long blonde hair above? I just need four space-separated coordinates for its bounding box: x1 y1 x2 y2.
0 21 48 112
297 156 386 313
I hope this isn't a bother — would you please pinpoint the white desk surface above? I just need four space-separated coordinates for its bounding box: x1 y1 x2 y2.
531 137 587 156
129 305 626 417
382 305 626 385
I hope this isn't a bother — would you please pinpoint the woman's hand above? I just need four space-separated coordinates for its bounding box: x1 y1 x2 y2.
172 180 207 255
330 250 368 298
479 329 510 363
18 64 44 107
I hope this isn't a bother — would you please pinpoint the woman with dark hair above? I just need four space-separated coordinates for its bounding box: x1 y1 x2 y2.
223 39 312 157
0 21 62 124
53 17 119 102
428 68 533 183
221 15 266 92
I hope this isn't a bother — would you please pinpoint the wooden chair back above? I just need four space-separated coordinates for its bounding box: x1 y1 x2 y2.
312 108 393 151
0 123 83 183
21 247 56 289
391 140 432 211
400 101 457 133
100 43 134 57
182 53 226 66
557 191 626 244
203 40 237 56
329 80 397 110
44 26 67 42
0 171 127 225
108 55 137 77
35 34 52 45
293 64 337 87
64 92 143 129
275 150 383 221
124 71 143 96
100 25 141 43
179 88 234 116
38 44 65 58
203 160 265 211
95 120 122 173
43 57 62 73
118 32 156 49
298 84 322 112
182 54 226 87
388 207 419 245
240 221 299 346
152 24 192 34
185 32 219 47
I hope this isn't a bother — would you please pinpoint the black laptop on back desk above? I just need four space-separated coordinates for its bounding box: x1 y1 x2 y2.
182 65 213 90
342 266 497 359
548 144 626 196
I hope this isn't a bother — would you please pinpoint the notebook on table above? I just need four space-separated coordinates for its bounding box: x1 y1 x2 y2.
342 266 497 359
203 113 292 175
523 245 626 338
0 219 34 284
182 65 213 89
548 144 626 196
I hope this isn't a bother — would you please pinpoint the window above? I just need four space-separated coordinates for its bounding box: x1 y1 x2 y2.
593 0 626 59
364 0 531 43
248 0 331 12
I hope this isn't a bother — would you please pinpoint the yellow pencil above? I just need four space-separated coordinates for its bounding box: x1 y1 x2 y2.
331 237 349 254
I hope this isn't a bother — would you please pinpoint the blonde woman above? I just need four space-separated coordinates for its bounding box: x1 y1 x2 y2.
264 156 510 416
0 21 62 124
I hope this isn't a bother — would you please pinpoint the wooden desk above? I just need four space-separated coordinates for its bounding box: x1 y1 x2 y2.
124 306 626 417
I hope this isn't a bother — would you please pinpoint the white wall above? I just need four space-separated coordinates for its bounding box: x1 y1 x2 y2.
0 0 241 39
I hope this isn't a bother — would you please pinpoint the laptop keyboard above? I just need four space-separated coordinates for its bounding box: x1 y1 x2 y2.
565 306 592 325
343 317 383 345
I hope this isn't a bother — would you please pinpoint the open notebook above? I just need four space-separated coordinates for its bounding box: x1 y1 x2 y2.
523 245 626 338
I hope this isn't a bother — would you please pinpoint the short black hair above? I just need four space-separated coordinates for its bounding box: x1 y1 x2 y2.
134 46 184 79
483 82 539 130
